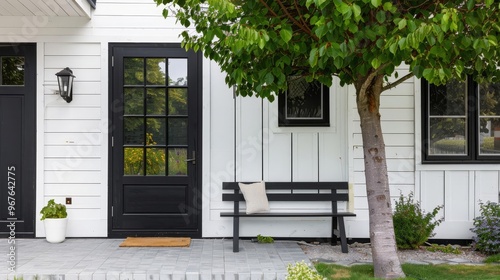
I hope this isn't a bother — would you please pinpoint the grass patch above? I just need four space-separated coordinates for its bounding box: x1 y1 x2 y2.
484 254 500 264
315 263 500 279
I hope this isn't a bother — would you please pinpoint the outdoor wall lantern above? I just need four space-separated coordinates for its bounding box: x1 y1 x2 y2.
55 67 75 103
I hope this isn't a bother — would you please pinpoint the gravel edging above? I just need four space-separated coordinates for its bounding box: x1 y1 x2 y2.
299 242 487 265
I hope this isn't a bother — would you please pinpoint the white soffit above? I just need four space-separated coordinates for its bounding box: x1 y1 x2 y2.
0 0 94 18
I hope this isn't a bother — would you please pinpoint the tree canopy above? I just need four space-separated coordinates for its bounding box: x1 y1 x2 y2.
157 0 499 100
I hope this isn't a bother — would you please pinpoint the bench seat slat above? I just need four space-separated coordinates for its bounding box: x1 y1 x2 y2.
222 193 349 202
220 212 357 217
222 182 348 190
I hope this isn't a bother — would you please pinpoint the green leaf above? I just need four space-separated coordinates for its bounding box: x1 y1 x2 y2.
376 11 386 24
309 48 318 67
280 27 293 43
371 57 381 69
398 18 407 30
352 4 362 19
371 0 382 8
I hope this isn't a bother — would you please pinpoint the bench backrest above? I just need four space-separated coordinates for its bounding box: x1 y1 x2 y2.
222 182 349 213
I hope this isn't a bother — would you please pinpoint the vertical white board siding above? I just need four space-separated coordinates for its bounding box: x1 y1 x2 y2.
474 171 500 215
292 133 319 181
264 133 292 181
236 96 263 181
319 133 346 181
420 171 445 213
444 171 471 221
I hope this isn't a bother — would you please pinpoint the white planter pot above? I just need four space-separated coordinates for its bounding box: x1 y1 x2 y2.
43 218 67 243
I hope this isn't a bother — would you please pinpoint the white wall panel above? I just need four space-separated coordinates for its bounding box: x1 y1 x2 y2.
45 184 101 196
444 171 470 221
474 171 500 216
292 133 319 181
236 96 263 182
44 132 101 146
420 171 445 216
265 133 292 181
319 133 346 181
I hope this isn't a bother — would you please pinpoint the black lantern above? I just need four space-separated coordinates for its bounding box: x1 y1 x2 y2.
55 67 75 103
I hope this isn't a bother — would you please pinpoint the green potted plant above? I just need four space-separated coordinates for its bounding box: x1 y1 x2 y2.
40 199 68 243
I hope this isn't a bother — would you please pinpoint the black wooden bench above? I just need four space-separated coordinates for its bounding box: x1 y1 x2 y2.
220 181 356 253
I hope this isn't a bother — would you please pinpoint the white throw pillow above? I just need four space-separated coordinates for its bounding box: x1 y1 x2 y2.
238 181 270 214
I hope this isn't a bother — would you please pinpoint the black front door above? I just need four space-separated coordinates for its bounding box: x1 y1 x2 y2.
109 44 202 237
0 43 36 237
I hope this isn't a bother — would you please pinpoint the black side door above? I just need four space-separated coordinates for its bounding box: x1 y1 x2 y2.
0 43 36 237
109 43 202 237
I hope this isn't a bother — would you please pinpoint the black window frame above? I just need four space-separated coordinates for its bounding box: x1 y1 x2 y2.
422 77 500 163
278 78 330 127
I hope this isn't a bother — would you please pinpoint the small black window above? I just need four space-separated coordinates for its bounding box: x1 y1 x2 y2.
278 76 330 127
422 77 500 163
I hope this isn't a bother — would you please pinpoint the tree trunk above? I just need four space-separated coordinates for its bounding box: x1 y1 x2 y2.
355 74 405 279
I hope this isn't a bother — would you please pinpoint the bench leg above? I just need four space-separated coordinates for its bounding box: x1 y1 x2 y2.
233 216 240 252
338 217 348 253
331 217 338 246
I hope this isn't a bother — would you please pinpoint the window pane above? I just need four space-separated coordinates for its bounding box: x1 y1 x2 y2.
168 148 187 175
479 117 500 155
146 118 166 145
168 58 187 86
124 117 144 145
124 148 144 175
124 88 144 115
124 58 144 85
1 56 24 85
429 118 466 155
429 79 466 116
146 58 166 85
146 148 166 175
286 77 322 119
168 118 188 145
168 88 188 115
479 82 500 116
146 88 166 115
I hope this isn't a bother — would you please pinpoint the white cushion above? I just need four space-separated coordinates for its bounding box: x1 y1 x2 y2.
238 181 270 214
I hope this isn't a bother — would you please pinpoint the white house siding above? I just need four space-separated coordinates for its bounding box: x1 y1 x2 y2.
203 79 352 238
0 0 188 237
0 0 498 239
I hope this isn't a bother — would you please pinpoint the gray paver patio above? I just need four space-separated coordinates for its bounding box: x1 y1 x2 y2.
0 239 310 280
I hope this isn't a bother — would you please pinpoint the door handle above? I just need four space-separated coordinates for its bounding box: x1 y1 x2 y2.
185 151 195 165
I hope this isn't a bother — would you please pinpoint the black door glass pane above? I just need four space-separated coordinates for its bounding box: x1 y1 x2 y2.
168 58 188 86
146 148 166 175
168 148 187 176
168 118 188 145
479 117 500 155
146 88 166 115
1 56 25 86
146 58 166 85
146 118 166 145
429 117 466 155
124 58 144 85
124 88 144 115
124 148 144 175
479 83 500 116
286 77 322 119
168 88 188 115
124 117 144 145
429 79 466 116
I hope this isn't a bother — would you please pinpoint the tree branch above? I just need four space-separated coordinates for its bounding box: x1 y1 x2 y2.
259 0 278 18
275 0 319 41
382 72 415 92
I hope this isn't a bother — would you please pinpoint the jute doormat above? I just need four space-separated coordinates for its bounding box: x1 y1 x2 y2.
119 237 191 247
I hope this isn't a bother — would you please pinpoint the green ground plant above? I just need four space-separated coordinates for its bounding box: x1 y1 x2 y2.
425 244 461 254
393 192 443 249
286 261 325 280
484 253 500 263
256 234 274 243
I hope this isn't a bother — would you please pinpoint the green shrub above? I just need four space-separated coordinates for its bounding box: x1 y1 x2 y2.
40 199 67 220
393 192 443 249
471 201 500 254
425 244 461 254
286 261 325 280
